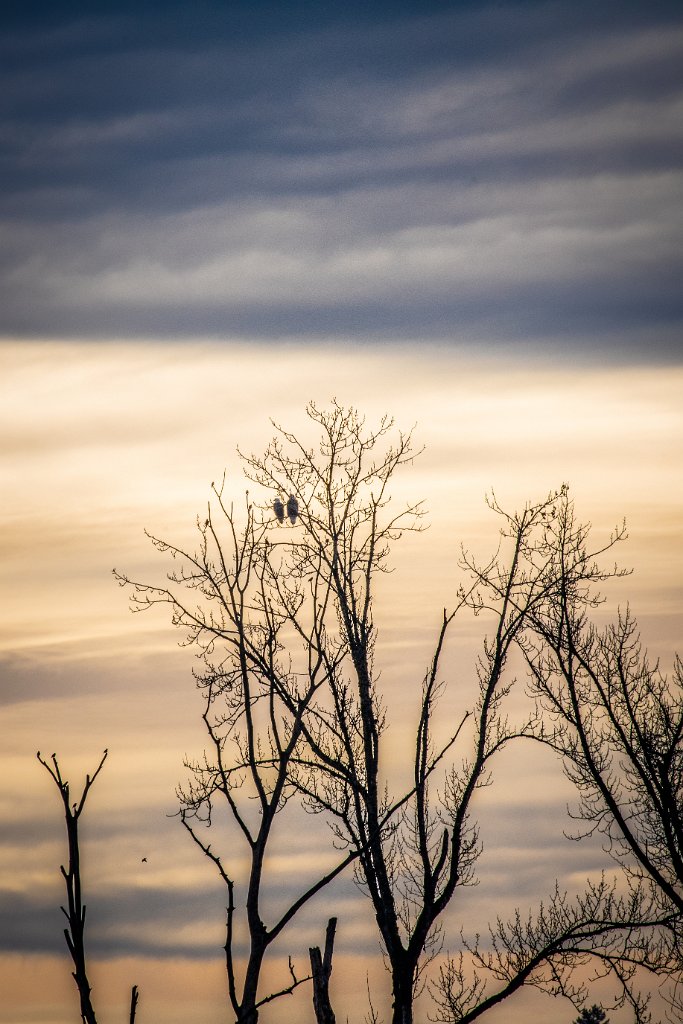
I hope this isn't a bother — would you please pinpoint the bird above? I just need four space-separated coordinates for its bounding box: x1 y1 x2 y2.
273 497 285 524
141 857 147 863
286 494 298 525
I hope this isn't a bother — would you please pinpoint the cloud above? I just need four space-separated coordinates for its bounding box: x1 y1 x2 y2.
0 787 606 961
1 3 681 353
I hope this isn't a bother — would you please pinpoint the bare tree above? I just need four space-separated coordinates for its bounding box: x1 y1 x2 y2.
116 473 356 1024
463 488 682 1018
240 406 661 1024
431 877 664 1023
38 750 140 1024
239 402 458 1024
491 492 683 914
117 404 672 1024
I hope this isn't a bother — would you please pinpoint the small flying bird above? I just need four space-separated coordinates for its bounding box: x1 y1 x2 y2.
273 497 285 524
141 857 147 863
287 494 299 525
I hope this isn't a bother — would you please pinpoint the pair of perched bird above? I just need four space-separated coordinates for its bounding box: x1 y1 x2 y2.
273 494 298 525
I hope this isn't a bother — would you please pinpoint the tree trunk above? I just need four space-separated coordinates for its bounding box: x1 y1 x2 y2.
129 985 139 1024
309 917 337 1024
236 958 263 1024
391 961 415 1024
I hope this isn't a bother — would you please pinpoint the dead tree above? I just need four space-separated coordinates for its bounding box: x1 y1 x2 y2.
38 750 105 1024
129 986 139 1024
309 917 337 1024
38 750 139 1024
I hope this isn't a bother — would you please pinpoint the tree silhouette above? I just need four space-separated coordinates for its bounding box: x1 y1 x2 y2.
117 483 354 1024
530 603 683 918
466 488 682 1018
116 403 674 1024
38 750 139 1024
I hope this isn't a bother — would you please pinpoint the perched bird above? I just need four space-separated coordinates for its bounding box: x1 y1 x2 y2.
273 497 285 524
287 494 299 525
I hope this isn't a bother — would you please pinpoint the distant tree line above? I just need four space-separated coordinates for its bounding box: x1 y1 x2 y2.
43 403 682 1023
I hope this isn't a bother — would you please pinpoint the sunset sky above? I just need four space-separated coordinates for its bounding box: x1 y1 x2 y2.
1 2 682 1022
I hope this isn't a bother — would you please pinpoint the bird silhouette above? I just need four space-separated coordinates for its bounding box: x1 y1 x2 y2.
287 494 298 525
273 498 285 524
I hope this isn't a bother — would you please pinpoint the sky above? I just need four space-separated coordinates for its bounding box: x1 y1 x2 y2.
1 2 682 1023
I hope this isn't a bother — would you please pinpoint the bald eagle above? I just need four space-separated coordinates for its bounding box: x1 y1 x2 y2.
273 498 285 524
287 494 299 524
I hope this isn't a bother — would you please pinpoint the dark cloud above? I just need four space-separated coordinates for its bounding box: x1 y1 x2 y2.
4 725 609 964
0 882 224 959
1 800 597 961
1 1 682 356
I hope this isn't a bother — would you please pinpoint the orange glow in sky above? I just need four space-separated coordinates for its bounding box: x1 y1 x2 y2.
1 341 681 1023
